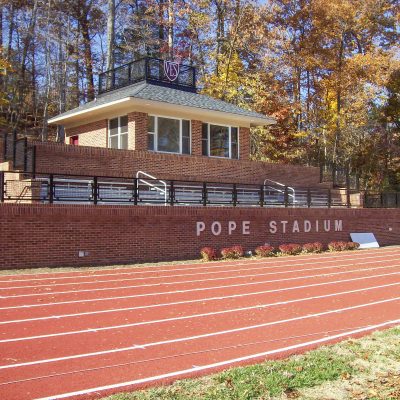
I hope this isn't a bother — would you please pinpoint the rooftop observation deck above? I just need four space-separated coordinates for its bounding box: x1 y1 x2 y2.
98 57 197 95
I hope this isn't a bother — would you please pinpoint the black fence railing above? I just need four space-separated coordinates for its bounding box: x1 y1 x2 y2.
98 57 196 95
0 171 367 208
364 192 400 208
1 132 36 175
319 162 359 190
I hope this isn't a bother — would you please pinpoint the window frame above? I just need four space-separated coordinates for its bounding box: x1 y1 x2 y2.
108 115 128 150
148 114 191 155
202 123 240 159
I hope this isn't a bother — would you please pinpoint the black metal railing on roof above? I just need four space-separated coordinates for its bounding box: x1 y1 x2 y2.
98 57 196 95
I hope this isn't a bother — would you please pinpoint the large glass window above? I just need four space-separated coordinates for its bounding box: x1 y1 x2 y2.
147 115 191 154
109 116 128 149
201 123 239 159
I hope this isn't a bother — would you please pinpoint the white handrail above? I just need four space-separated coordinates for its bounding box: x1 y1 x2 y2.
264 178 296 205
136 170 167 205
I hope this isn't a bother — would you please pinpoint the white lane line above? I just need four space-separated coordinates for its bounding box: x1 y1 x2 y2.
1 263 400 310
34 317 400 400
2 259 400 300
1 248 399 285
6 252 400 291
1 278 399 345
2 295 400 372
1 271 400 325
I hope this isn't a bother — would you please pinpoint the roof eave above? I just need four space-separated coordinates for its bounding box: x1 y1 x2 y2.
48 96 276 127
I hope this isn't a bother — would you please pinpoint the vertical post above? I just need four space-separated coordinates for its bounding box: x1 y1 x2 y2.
319 163 323 183
12 129 17 169
169 180 175 206
232 183 237 207
145 58 149 81
346 189 351 208
0 172 4 203
49 174 54 204
202 182 207 206
284 186 289 208
307 188 311 208
327 188 331 208
396 192 399 209
93 176 98 205
32 145 37 179
332 163 336 187
380 192 384 208
133 178 138 205
259 185 264 207
128 62 132 84
3 133 7 160
23 138 28 172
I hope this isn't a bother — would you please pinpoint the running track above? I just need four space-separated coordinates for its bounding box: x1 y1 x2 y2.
1 247 400 400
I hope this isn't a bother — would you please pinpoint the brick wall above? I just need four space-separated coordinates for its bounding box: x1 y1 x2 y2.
239 127 250 161
191 120 202 156
67 120 108 148
32 141 322 187
0 204 399 269
128 111 147 151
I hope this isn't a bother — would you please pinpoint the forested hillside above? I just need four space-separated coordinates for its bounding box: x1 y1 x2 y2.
0 0 399 189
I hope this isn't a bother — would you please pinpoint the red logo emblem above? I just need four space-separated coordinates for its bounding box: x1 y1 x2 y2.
164 60 180 82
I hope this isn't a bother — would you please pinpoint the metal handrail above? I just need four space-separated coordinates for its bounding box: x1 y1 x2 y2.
263 178 296 205
136 170 167 205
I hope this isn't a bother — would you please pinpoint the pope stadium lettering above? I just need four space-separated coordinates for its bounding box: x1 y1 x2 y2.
196 219 343 236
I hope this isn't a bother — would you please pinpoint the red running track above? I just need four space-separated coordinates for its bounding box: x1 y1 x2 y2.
1 247 400 400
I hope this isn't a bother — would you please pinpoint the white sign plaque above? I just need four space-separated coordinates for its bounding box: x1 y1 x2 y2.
350 233 379 249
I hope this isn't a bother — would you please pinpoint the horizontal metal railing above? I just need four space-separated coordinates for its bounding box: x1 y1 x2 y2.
0 170 375 208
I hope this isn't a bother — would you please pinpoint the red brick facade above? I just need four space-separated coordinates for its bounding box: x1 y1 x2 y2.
128 111 148 151
239 127 250 161
32 141 322 186
64 112 253 160
67 120 108 147
0 204 398 269
191 120 202 156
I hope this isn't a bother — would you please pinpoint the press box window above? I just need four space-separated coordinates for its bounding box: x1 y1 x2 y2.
201 123 239 159
109 116 128 149
148 115 191 154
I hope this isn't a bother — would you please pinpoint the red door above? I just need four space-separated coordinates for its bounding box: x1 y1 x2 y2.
69 135 79 145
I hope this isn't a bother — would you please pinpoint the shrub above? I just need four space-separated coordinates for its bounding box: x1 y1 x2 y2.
278 243 302 256
302 242 324 253
327 241 348 252
346 241 360 250
220 245 244 259
255 245 275 257
200 247 218 261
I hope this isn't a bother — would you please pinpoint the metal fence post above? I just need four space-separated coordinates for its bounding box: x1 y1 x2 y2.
346 189 351 208
133 178 138 205
93 176 98 205
3 133 7 160
259 185 264 207
32 145 37 178
327 188 331 208
202 182 207 206
49 174 54 204
12 129 17 169
23 138 28 172
0 172 4 203
232 183 237 207
169 180 175 206
307 188 311 208
284 186 289 207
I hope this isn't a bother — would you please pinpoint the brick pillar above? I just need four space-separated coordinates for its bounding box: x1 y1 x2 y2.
239 127 250 160
128 112 148 151
191 120 202 156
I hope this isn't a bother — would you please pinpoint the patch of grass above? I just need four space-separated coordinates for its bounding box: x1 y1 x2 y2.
103 349 354 400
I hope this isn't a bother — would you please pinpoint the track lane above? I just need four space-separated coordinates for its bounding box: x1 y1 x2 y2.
1 247 400 400
1 299 400 400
